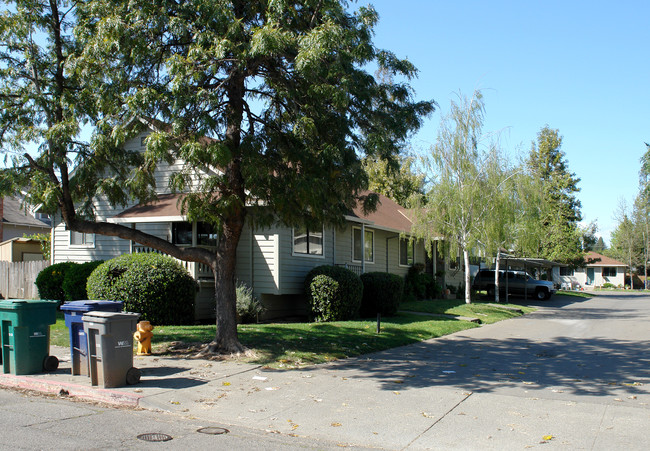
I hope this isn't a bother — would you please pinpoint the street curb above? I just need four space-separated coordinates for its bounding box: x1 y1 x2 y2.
0 374 142 407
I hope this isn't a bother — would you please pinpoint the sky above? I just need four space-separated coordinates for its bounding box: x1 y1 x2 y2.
363 0 650 245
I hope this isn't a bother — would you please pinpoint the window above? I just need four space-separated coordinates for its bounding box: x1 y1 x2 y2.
70 231 95 247
353 227 374 263
560 267 574 276
172 222 218 246
172 222 192 245
196 222 218 247
293 225 324 256
602 267 616 277
399 237 414 266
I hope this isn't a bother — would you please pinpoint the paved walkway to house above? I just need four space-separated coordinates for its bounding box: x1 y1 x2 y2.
2 291 649 450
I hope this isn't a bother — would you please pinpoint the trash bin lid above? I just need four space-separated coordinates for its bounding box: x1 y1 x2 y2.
0 299 58 310
61 300 124 313
82 311 140 322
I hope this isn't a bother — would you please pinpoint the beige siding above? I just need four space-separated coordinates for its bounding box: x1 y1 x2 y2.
334 222 424 278
278 226 335 294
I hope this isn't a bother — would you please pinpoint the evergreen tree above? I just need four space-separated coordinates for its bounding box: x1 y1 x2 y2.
592 236 606 252
0 0 435 352
526 126 584 265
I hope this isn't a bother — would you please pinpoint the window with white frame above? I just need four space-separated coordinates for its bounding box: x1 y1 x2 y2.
70 231 95 247
399 237 414 266
353 227 374 263
293 225 324 256
560 267 574 276
602 267 616 277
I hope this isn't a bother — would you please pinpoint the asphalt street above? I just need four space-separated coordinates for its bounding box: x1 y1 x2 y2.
2 291 649 450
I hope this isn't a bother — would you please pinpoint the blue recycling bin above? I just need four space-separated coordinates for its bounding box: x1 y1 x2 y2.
60 301 123 376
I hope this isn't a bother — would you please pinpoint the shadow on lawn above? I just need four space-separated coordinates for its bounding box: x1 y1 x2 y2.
239 315 474 365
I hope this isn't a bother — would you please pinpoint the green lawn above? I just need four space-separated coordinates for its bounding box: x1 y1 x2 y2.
400 299 536 324
556 290 592 298
50 299 533 368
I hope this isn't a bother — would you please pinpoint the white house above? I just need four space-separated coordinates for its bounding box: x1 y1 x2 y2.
50 128 446 320
554 251 626 290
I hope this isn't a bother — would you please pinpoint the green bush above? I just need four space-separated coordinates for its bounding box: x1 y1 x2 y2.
602 282 616 289
35 262 77 302
360 272 404 317
236 281 265 323
404 264 439 299
304 265 363 322
61 261 104 301
86 253 197 325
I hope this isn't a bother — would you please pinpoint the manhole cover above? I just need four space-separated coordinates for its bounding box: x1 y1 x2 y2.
197 427 229 435
137 433 173 442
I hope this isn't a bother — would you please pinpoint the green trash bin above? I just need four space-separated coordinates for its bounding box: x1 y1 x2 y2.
82 311 141 388
0 299 59 375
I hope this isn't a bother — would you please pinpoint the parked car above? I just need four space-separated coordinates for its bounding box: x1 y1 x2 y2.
472 269 556 300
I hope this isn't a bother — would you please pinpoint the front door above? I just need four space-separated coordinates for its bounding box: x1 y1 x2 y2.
586 268 595 285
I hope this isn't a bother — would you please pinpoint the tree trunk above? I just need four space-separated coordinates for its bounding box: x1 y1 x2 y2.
206 212 246 354
463 248 471 304
494 252 501 303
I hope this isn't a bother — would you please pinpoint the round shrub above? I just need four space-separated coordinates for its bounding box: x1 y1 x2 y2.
86 253 198 325
35 262 77 302
304 265 363 322
360 272 404 317
62 261 104 301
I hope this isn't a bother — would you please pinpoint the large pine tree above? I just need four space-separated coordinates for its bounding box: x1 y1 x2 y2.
526 126 584 266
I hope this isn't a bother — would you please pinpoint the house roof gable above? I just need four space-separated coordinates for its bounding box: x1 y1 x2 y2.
584 251 626 267
347 192 414 234
2 196 50 228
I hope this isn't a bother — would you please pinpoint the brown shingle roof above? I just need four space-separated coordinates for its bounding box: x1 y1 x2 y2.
585 251 626 267
110 194 186 223
110 191 416 234
348 192 413 234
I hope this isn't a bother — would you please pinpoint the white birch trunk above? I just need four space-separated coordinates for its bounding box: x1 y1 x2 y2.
494 252 501 303
463 248 471 304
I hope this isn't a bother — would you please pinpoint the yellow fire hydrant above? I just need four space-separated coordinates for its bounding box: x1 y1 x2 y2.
134 321 154 356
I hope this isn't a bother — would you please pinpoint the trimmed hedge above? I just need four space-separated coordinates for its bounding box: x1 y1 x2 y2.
304 265 363 322
360 272 404 317
61 261 104 301
86 253 198 325
35 262 77 302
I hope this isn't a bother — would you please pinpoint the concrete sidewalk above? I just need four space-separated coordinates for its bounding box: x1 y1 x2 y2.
2 294 650 450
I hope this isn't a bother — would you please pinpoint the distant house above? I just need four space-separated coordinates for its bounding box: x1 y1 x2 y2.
0 196 50 262
554 251 626 289
49 127 450 320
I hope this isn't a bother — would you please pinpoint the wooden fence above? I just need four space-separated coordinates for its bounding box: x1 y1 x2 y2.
0 260 50 299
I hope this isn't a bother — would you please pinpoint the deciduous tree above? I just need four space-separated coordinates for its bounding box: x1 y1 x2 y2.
412 91 507 303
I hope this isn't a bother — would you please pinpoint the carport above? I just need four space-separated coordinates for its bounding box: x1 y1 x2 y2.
495 254 558 302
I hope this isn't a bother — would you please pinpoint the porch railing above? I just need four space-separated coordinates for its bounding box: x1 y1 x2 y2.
132 245 214 280
336 263 363 276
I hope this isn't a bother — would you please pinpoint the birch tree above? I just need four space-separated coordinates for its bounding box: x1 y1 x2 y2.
412 90 507 303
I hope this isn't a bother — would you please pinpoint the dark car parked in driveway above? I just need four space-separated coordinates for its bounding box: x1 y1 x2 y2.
472 269 556 300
